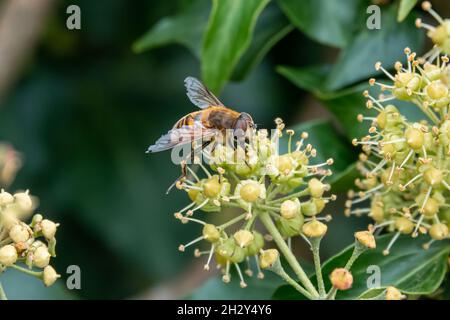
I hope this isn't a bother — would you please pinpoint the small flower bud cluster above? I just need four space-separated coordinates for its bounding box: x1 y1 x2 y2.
416 2 450 56
0 189 60 288
0 143 21 188
174 120 335 287
349 5 450 255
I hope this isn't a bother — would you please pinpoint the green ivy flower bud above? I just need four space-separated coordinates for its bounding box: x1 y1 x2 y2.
202 224 221 243
280 199 300 219
276 214 304 238
203 176 221 198
330 268 353 290
395 217 415 234
354 231 376 249
369 203 385 223
246 232 264 256
405 127 424 150
429 223 448 240
301 200 318 217
423 167 443 186
217 238 246 263
43 266 60 287
0 244 18 266
259 249 279 269
275 155 294 174
302 219 327 238
422 197 440 217
32 246 51 268
233 230 254 248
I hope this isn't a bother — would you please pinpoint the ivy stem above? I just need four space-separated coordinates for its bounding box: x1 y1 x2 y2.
310 237 326 298
0 281 7 300
269 259 314 300
326 242 366 300
258 211 319 299
10 264 43 278
267 189 309 204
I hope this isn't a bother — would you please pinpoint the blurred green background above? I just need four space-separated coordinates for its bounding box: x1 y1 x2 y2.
0 0 448 299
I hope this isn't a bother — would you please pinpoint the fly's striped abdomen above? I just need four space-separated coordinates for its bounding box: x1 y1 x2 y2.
174 111 203 129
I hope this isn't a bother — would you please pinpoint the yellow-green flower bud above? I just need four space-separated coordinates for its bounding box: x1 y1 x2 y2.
280 199 300 219
43 266 60 287
405 127 424 150
33 246 51 268
308 178 325 198
259 249 279 269
233 230 254 248
239 181 263 203
330 268 353 290
217 238 246 263
203 176 221 198
385 286 405 300
301 200 318 217
429 223 448 240
354 231 376 249
246 232 264 256
395 217 415 234
0 244 18 266
425 80 448 100
423 167 443 186
422 197 440 217
275 155 294 174
302 219 327 238
202 224 221 243
369 203 385 223
276 214 304 238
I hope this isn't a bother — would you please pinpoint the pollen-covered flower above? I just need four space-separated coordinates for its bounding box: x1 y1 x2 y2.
172 119 335 288
349 7 450 254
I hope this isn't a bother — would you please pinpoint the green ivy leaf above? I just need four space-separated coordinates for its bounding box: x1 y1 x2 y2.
132 0 210 57
273 234 450 300
398 0 418 22
276 0 367 48
231 4 293 81
201 0 270 93
325 5 423 91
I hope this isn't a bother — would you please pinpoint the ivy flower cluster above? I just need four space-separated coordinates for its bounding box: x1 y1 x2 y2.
172 119 379 299
348 3 450 255
0 189 60 299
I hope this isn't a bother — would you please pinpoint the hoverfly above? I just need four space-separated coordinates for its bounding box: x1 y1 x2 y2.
147 77 255 191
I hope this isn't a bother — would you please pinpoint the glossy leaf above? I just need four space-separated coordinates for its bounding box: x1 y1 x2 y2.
276 0 366 48
398 0 418 22
325 5 423 91
132 0 210 57
273 234 450 300
201 0 270 93
232 4 293 81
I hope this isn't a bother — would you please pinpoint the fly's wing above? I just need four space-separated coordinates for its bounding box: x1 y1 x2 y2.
184 77 224 109
146 123 218 153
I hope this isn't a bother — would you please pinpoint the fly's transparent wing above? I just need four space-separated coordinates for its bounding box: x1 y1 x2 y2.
184 76 224 109
146 122 218 153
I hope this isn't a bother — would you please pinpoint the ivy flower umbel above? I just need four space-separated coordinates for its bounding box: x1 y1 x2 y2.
171 118 360 299
348 7 450 254
0 189 60 299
